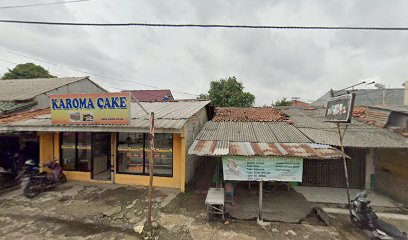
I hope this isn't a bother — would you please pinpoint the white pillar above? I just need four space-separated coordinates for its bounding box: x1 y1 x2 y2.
365 149 375 189
403 81 408 105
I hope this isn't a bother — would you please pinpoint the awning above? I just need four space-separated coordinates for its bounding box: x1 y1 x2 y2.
188 140 349 159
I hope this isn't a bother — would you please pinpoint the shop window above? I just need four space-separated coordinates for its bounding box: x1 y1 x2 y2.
118 133 144 174
146 133 173 176
60 132 76 171
117 133 173 177
77 132 92 172
60 132 91 172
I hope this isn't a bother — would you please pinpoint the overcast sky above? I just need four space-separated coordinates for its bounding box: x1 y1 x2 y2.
0 0 408 105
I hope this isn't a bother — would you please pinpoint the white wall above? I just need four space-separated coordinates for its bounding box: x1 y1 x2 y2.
365 149 375 189
404 81 408 105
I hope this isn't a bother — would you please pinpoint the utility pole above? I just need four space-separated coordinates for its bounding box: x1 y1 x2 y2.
258 180 263 221
330 89 352 218
132 96 155 235
147 112 155 235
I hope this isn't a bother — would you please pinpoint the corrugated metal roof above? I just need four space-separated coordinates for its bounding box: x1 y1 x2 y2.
0 101 210 132
368 105 408 115
188 140 347 159
0 108 50 124
311 89 404 107
281 108 408 148
0 77 86 101
0 100 36 115
196 121 311 143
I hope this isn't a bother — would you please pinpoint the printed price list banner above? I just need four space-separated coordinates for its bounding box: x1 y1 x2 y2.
222 156 303 182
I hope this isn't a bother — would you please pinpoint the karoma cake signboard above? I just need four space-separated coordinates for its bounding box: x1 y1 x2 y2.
50 93 131 125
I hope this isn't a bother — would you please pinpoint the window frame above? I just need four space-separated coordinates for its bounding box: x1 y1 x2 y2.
60 132 93 172
116 133 173 177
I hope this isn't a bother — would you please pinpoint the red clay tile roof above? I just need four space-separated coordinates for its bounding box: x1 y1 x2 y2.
0 108 50 124
122 90 174 102
213 107 289 122
352 106 366 118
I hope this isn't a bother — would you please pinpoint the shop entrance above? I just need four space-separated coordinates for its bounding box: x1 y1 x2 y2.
91 133 111 181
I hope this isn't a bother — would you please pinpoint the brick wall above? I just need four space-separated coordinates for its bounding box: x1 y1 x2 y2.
375 149 408 206
375 169 408 206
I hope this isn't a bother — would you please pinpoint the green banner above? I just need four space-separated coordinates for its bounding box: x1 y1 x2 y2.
222 156 303 182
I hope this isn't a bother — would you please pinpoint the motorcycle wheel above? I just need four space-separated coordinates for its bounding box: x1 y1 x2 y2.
59 173 67 184
23 182 40 199
351 215 364 229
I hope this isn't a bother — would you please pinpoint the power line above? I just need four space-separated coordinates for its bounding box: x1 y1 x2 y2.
0 0 94 9
0 48 199 97
1 19 408 31
0 57 19 65
311 88 403 104
0 56 181 100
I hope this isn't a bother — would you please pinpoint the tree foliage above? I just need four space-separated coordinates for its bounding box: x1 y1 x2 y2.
207 76 255 107
196 93 209 100
273 97 292 106
1 63 56 80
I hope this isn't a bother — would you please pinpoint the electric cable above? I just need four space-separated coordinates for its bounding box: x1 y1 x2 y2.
0 57 174 100
1 19 408 31
0 48 199 97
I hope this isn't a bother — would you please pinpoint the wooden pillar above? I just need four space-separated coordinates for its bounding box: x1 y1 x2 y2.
180 127 186 192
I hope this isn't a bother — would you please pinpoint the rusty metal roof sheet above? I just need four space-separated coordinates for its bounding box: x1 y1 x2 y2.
188 140 347 159
0 108 50 124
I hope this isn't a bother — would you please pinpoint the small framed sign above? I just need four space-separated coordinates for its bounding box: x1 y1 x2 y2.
324 93 355 123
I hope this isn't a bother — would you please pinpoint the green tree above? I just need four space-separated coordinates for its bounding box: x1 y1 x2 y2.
208 76 255 107
273 97 292 106
1 63 56 79
196 93 210 100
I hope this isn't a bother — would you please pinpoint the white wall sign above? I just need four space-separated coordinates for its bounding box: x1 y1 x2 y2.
222 156 303 182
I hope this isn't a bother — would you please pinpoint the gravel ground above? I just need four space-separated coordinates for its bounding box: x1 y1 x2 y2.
1 181 393 240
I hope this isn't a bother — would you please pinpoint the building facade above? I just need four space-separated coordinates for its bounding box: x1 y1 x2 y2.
280 107 408 191
0 100 210 191
0 77 106 165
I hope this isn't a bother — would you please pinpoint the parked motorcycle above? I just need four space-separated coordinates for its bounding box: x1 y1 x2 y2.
22 159 67 198
351 191 407 240
0 153 31 190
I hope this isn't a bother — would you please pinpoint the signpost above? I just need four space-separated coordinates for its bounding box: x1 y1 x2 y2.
324 93 355 123
327 90 354 219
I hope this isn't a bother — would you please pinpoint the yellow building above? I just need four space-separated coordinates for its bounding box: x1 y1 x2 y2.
1 100 210 192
